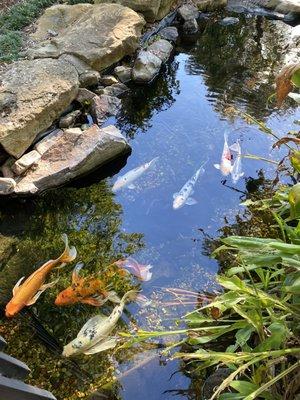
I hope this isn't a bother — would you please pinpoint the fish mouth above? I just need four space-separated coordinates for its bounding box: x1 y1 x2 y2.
5 304 17 318
5 310 14 318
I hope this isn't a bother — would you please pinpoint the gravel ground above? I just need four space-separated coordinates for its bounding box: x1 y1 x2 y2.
0 0 22 12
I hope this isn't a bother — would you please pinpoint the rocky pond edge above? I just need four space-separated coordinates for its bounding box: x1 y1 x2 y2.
0 0 299 196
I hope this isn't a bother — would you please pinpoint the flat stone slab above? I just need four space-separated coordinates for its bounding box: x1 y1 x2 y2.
0 58 79 158
0 336 7 350
0 375 57 400
0 352 30 380
14 125 130 195
28 4 145 71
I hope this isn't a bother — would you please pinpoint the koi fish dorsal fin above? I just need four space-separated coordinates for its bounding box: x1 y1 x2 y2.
12 276 25 296
229 142 240 152
72 262 84 283
78 314 108 338
83 338 117 355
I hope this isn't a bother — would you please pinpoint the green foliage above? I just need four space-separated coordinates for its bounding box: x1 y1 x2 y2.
123 180 300 399
0 0 58 33
0 30 22 62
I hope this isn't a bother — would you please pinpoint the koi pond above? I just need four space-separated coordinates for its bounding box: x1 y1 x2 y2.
0 9 299 400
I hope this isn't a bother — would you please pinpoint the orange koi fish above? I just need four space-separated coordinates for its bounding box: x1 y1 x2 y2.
5 234 77 318
55 263 120 307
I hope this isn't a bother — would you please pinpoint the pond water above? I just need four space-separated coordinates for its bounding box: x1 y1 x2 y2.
0 9 299 400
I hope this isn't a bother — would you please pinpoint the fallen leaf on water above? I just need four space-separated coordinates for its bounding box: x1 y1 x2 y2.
272 137 300 149
275 63 300 107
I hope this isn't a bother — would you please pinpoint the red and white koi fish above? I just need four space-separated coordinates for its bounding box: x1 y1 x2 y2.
214 133 238 176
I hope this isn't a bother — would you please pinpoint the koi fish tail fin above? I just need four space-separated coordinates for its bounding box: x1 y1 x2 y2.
149 157 159 169
58 234 77 264
121 289 139 304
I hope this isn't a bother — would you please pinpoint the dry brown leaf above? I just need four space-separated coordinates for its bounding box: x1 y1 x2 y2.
210 306 221 320
275 63 300 107
272 137 300 149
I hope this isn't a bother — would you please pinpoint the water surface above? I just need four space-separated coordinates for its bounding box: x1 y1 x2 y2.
0 11 299 400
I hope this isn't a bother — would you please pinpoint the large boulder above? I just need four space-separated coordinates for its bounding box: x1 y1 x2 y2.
28 3 145 71
13 125 130 195
265 0 300 14
94 0 175 22
0 58 79 158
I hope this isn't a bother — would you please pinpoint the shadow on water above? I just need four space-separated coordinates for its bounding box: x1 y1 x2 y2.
0 9 300 400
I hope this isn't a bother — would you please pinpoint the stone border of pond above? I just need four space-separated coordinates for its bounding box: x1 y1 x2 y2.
0 0 299 197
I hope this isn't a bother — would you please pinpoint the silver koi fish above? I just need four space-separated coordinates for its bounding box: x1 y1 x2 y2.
173 160 207 210
288 92 300 104
112 157 159 192
231 139 244 184
62 290 138 357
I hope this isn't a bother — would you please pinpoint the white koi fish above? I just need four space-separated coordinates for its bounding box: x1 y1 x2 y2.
288 92 300 104
231 139 244 184
112 157 159 192
62 290 138 357
173 160 207 210
214 133 235 176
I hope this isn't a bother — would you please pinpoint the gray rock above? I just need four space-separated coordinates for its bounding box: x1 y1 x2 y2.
1 158 15 179
132 50 162 83
178 4 199 21
79 70 100 88
220 17 239 25
34 129 64 155
14 125 130 195
114 65 132 83
0 178 16 195
96 83 129 97
147 39 173 63
265 0 300 14
76 88 97 104
183 18 199 34
0 58 79 158
100 75 119 86
159 27 179 43
59 54 100 87
12 150 41 176
59 110 81 128
91 95 121 125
